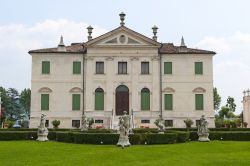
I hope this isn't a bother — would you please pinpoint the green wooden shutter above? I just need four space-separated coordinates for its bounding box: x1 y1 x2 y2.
164 94 173 110
95 92 104 110
73 61 81 74
195 94 204 110
72 94 80 110
42 61 50 74
41 94 49 110
195 62 203 74
164 62 172 74
141 92 150 110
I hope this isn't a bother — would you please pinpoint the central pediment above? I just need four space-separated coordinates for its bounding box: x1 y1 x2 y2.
85 26 161 48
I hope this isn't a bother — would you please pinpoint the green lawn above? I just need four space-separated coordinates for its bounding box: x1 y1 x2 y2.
1 141 250 166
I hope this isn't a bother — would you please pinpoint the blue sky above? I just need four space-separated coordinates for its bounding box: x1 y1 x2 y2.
1 0 250 113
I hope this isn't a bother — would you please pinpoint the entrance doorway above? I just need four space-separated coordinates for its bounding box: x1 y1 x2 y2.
115 85 129 115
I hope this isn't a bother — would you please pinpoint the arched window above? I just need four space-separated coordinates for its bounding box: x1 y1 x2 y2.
141 88 150 110
95 88 104 110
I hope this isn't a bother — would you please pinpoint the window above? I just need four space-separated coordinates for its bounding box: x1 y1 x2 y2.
95 119 104 123
141 120 150 124
41 94 49 110
165 120 173 127
164 62 172 74
72 120 80 128
96 62 104 74
141 62 149 74
164 94 173 110
196 120 201 127
195 94 204 110
195 62 203 75
95 88 104 110
118 62 127 74
45 120 49 127
72 94 80 110
42 61 50 74
73 61 81 74
141 88 150 110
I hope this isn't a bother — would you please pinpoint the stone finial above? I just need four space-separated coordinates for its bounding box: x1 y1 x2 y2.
119 12 126 26
243 90 246 97
247 89 250 96
152 25 158 41
87 25 93 41
181 36 186 47
57 35 66 52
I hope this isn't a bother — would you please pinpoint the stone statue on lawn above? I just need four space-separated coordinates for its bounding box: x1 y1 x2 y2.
197 115 210 142
37 114 49 141
117 111 131 147
154 115 165 133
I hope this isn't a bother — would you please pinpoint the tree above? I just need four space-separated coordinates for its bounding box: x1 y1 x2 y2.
213 87 221 112
6 88 22 120
20 88 31 118
226 96 236 113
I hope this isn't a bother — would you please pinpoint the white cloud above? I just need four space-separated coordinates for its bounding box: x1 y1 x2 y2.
195 32 250 114
0 19 107 90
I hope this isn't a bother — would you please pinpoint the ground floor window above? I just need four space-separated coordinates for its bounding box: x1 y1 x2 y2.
45 120 49 127
72 120 80 128
41 94 49 110
141 120 150 123
95 119 104 123
196 120 201 127
72 94 81 110
165 120 173 127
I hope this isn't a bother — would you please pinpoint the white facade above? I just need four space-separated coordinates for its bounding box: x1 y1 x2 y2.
243 89 250 127
29 22 215 129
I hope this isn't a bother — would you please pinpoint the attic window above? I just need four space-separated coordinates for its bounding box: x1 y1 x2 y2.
119 35 126 44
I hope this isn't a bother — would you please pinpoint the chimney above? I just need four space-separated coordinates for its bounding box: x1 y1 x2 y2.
57 35 66 52
87 25 93 41
179 36 187 52
152 25 158 41
119 12 126 26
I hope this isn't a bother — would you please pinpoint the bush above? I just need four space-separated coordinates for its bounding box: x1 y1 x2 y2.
48 131 57 140
132 128 159 134
129 134 141 145
189 131 198 141
209 131 250 141
81 129 115 133
56 132 74 143
73 133 119 144
144 133 177 144
166 131 190 143
52 120 60 129
0 131 37 140
184 119 194 129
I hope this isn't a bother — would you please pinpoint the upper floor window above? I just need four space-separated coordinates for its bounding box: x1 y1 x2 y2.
141 62 149 74
42 61 50 74
118 62 127 74
195 62 203 75
73 61 81 74
164 62 172 74
96 62 104 74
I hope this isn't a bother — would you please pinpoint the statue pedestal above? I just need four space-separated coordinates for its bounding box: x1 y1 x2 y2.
37 128 48 141
117 134 130 147
198 133 210 142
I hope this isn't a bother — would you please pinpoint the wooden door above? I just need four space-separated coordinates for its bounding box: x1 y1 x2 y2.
115 85 129 115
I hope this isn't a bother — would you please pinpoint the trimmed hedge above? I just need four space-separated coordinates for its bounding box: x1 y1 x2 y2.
132 128 159 133
165 130 190 142
56 132 74 143
0 131 37 140
144 133 177 144
81 129 115 133
129 134 141 145
73 133 119 144
209 131 250 141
